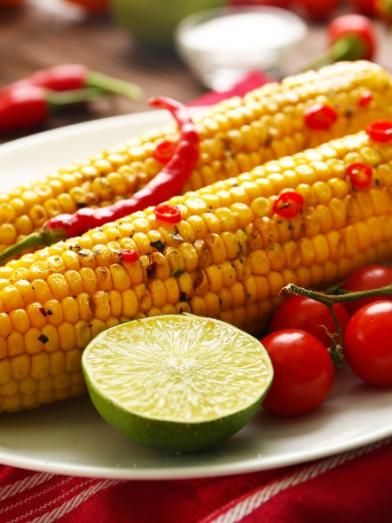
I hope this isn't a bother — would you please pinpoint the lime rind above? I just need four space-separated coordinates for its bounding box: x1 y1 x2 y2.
82 314 273 452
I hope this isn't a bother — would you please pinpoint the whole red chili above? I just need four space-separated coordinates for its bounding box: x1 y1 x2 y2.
3 64 142 100
154 140 176 164
154 204 182 224
346 162 373 189
0 84 102 133
120 249 139 263
0 97 199 264
366 121 392 143
273 191 304 219
305 104 338 131
358 91 373 107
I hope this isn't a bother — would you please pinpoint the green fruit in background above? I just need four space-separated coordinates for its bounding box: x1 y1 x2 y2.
111 0 225 47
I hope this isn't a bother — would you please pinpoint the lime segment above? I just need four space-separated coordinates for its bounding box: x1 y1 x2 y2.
82 314 273 452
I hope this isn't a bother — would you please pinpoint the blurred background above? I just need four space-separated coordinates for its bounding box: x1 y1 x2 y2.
0 0 391 143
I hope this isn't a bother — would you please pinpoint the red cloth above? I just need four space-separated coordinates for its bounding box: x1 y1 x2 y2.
1 73 392 523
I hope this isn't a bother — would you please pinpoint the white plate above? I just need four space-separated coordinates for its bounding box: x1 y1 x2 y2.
0 113 392 480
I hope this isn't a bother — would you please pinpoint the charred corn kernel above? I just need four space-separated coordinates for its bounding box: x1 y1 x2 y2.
4 127 392 411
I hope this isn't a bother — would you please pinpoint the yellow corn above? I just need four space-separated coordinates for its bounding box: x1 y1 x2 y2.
1 61 392 253
1 127 392 411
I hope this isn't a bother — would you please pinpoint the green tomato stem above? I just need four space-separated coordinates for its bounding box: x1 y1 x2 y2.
284 283 392 304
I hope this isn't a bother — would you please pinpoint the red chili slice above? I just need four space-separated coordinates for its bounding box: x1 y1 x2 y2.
154 140 176 164
273 191 304 219
358 91 373 107
305 104 338 131
154 203 182 224
347 162 373 189
366 121 392 143
120 249 139 262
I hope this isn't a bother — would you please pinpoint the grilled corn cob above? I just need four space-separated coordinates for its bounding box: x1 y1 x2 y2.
1 61 392 254
1 127 392 412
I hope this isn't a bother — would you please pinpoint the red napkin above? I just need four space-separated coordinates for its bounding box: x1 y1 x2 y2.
1 72 392 523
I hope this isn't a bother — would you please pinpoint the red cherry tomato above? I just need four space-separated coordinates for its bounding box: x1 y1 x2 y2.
298 0 339 20
270 295 349 347
350 0 377 16
344 301 392 386
261 329 334 416
328 15 376 60
342 265 392 314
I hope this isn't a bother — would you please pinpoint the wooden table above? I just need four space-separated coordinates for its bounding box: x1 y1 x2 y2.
0 1 392 144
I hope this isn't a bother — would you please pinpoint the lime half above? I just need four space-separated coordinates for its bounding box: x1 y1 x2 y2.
82 314 273 452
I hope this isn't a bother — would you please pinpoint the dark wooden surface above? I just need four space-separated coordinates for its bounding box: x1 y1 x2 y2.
0 1 392 144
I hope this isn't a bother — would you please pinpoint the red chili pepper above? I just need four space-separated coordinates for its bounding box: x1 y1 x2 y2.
0 84 102 133
0 98 199 264
154 140 176 164
154 204 182 224
2 64 142 100
273 191 304 219
347 162 373 189
119 249 139 263
366 121 392 143
358 91 373 107
305 104 338 131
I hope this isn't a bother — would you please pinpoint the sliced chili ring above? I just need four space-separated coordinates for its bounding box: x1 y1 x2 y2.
358 91 373 107
154 140 176 164
273 191 304 219
154 203 182 224
366 121 392 143
347 162 373 190
120 249 139 263
304 104 338 131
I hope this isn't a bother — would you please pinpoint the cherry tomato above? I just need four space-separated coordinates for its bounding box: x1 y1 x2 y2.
343 265 392 314
270 295 349 347
298 0 339 20
350 0 377 15
344 301 392 386
65 0 108 14
328 15 376 60
261 329 334 416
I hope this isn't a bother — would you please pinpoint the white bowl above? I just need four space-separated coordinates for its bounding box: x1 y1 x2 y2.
175 6 307 90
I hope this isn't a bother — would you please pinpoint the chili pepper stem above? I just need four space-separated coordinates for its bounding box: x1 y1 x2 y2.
87 71 143 100
46 87 103 110
0 229 66 266
305 36 366 71
284 283 392 304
